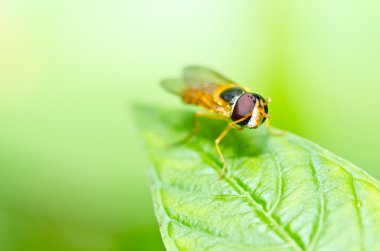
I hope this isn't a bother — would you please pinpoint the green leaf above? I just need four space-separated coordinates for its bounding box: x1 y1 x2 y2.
135 106 380 251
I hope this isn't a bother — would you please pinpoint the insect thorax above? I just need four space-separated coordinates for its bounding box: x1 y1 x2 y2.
220 87 245 105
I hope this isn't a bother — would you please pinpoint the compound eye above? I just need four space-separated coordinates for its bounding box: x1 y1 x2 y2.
231 93 256 123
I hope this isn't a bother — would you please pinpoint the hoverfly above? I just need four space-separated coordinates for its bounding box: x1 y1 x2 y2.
161 66 271 177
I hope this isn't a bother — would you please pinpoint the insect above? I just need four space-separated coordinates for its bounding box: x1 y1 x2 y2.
161 66 271 178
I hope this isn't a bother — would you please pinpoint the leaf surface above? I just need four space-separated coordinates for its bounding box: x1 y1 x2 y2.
136 106 380 251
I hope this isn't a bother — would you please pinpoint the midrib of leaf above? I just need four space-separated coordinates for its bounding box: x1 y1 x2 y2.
199 151 304 251
151 157 298 251
150 161 293 251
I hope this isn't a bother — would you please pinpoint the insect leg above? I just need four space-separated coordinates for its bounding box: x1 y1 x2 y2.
192 112 226 136
215 125 232 179
262 111 270 118
216 116 250 179
229 123 244 130
265 117 286 135
175 112 226 145
258 98 271 118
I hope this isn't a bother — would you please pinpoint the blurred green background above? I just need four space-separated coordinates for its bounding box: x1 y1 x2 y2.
1 0 379 250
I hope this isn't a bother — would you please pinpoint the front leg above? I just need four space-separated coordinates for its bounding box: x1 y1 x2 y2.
215 115 250 179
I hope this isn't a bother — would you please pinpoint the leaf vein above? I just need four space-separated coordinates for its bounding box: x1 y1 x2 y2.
199 152 304 251
290 140 365 250
288 135 380 192
268 154 284 215
307 155 326 251
349 173 364 251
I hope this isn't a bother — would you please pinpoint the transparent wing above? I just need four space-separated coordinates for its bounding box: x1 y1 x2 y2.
183 66 236 89
161 66 237 96
161 78 187 96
